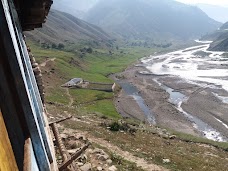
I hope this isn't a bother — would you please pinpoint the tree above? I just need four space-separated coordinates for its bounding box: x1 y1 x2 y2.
58 43 65 49
41 43 46 48
52 43 57 49
87 47 93 53
144 42 148 47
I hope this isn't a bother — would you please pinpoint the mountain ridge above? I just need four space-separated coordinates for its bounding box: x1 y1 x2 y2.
201 22 228 51
51 0 99 19
85 0 221 41
25 9 112 45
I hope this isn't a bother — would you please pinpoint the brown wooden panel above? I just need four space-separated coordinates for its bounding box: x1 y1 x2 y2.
0 110 19 171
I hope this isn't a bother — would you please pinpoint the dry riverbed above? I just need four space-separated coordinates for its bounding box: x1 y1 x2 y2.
112 59 228 142
112 66 199 136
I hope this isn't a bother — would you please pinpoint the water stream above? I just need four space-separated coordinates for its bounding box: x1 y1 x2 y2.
138 40 228 141
212 93 228 104
153 78 227 142
117 40 228 141
118 82 156 125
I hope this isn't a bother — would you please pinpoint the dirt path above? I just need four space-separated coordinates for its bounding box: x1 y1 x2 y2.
83 132 169 171
40 58 56 67
65 88 74 107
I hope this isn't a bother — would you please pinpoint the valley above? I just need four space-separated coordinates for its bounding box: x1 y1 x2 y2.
114 40 228 142
25 0 228 170
29 38 228 170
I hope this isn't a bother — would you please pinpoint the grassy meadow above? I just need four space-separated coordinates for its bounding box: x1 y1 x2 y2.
28 41 160 118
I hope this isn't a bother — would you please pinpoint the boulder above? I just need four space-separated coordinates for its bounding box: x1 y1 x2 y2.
163 159 171 163
67 148 79 154
97 166 103 171
106 159 113 164
93 148 105 154
76 134 87 141
80 163 92 171
108 165 117 171
67 140 79 149
169 135 176 139
76 162 84 166
85 149 93 156
97 154 109 161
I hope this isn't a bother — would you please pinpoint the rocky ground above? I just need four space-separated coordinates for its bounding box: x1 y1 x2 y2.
49 115 170 171
57 126 119 171
112 66 197 136
46 109 228 171
112 64 228 139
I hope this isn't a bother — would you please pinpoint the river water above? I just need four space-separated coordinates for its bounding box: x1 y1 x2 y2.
141 41 228 142
142 41 228 91
117 82 156 125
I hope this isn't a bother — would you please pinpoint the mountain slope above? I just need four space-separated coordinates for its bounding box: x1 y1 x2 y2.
208 31 228 51
203 22 228 51
85 0 221 41
51 0 100 19
25 9 111 44
220 22 228 30
197 4 228 23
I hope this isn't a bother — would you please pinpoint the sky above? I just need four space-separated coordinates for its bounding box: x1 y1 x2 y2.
176 0 228 7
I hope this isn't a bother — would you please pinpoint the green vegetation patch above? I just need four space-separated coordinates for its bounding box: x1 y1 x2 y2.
29 41 159 119
168 129 228 151
46 87 69 105
69 89 112 105
86 99 121 118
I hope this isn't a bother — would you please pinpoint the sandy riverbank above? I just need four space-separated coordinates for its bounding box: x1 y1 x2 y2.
112 64 228 140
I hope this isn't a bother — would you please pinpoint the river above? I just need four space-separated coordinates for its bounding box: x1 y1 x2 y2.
139 41 228 142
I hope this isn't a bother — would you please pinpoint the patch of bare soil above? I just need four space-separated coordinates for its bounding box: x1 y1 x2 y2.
40 58 56 67
86 134 169 171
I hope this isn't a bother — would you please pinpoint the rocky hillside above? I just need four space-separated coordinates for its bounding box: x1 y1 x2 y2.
85 0 221 41
208 37 228 51
203 22 228 51
25 9 112 45
220 22 228 30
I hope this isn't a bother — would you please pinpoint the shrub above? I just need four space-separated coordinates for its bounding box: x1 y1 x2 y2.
109 122 121 131
108 121 137 135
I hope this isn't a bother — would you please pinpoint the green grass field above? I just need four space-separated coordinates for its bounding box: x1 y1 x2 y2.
29 41 161 118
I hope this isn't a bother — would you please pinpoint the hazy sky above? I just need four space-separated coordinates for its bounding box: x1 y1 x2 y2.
176 0 228 7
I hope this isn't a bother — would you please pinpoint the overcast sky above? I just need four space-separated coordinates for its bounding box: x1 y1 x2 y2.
176 0 228 7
